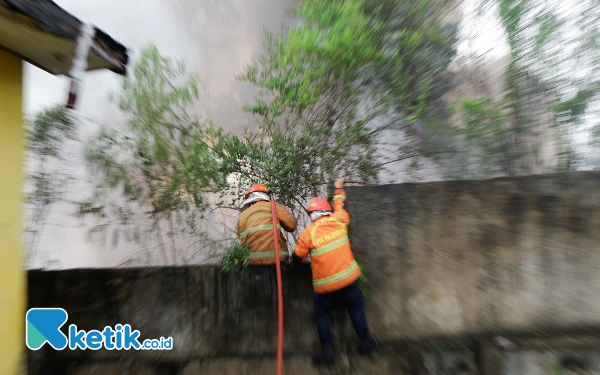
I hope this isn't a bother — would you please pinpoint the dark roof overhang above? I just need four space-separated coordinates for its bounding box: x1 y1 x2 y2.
0 0 128 76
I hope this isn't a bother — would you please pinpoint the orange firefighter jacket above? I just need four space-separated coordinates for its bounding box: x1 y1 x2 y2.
237 200 297 265
293 189 361 294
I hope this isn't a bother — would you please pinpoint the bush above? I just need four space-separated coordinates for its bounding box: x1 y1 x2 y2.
220 240 250 276
356 258 368 298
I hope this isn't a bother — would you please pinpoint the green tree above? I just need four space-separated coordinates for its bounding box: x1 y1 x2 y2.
210 0 458 222
78 45 224 265
365 0 459 159
450 97 512 178
455 0 600 177
24 106 77 268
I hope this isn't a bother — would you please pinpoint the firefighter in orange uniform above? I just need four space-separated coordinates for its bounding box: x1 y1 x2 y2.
237 183 297 265
292 178 379 364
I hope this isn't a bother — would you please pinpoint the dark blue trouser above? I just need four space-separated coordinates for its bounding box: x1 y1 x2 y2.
313 281 370 345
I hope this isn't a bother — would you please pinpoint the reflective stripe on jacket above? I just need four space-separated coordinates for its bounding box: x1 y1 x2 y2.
293 189 361 294
237 200 297 265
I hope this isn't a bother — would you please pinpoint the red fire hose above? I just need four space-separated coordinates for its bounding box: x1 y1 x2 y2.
270 199 284 375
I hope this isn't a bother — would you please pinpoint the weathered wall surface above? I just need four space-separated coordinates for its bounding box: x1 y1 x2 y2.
346 172 600 340
27 172 600 374
28 266 316 363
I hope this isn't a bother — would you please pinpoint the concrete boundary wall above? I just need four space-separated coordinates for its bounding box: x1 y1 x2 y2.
346 172 600 340
27 172 600 374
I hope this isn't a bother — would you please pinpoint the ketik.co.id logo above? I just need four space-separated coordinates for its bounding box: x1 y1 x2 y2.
26 308 69 350
26 308 173 350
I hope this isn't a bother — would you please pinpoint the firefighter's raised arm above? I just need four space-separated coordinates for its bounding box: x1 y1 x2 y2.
331 178 349 226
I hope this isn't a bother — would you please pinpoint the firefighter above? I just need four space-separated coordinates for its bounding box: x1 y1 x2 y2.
292 178 379 364
237 183 297 265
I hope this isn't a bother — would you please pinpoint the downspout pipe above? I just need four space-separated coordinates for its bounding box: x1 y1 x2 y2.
66 22 96 110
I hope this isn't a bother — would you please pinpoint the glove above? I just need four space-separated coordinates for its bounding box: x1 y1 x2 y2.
291 252 304 266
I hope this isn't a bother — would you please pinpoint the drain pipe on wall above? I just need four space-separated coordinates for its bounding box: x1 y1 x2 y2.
65 22 96 110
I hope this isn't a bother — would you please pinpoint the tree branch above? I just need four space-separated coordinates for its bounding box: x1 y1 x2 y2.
185 238 234 264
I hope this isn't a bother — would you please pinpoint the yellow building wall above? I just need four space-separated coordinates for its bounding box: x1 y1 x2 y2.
0 49 26 375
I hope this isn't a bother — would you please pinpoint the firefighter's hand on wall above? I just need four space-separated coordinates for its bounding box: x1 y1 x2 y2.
335 178 344 189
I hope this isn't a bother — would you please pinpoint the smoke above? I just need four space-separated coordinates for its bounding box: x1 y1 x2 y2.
22 0 298 269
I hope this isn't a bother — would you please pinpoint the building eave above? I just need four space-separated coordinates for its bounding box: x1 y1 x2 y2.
0 0 128 76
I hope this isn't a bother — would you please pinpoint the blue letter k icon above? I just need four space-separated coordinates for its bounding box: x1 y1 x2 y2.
26 308 69 350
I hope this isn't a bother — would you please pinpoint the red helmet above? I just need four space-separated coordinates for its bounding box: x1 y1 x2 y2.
245 183 270 199
307 197 331 212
